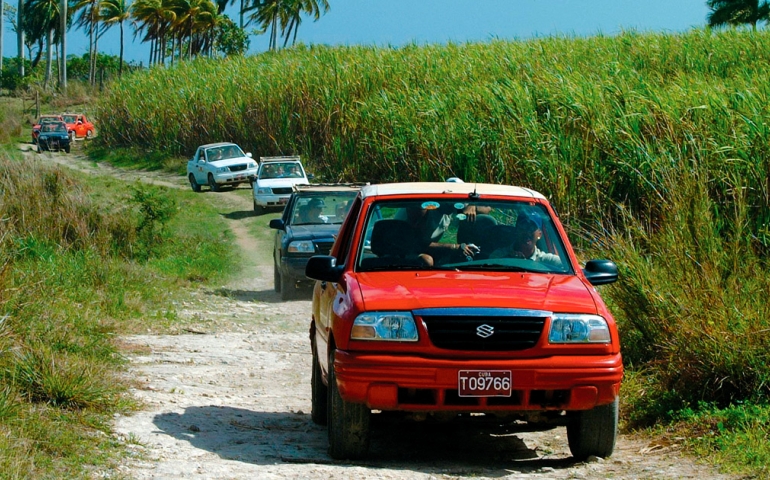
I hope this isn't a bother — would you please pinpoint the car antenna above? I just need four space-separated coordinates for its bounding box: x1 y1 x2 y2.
469 184 480 200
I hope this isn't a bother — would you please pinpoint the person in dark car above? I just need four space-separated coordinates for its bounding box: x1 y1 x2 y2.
298 198 328 224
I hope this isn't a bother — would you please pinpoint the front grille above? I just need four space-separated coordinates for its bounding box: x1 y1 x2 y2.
421 314 546 351
272 187 292 195
229 164 248 172
315 241 335 254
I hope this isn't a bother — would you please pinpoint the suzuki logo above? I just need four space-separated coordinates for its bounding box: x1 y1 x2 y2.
476 324 494 338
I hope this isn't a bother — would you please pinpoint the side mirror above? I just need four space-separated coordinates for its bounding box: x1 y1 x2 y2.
246 152 253 158
269 218 285 230
583 259 619 286
306 255 343 283
307 173 315 180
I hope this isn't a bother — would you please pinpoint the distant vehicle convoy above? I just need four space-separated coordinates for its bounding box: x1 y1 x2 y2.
32 113 96 145
187 142 259 192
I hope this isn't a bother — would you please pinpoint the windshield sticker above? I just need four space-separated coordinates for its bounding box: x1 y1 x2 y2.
421 201 440 210
456 214 467 221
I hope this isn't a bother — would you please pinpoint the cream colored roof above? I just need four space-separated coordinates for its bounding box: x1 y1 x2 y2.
360 182 545 200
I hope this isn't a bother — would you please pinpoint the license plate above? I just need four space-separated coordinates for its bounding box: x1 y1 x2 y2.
458 370 512 397
279 197 289 204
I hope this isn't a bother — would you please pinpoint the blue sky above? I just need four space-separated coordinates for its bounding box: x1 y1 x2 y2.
3 0 712 65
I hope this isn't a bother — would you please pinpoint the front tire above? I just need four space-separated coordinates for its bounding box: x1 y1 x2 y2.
253 200 264 215
327 349 370 459
189 174 201 192
64 144 71 154
208 174 220 192
280 274 295 301
86 129 93 139
567 397 619 460
37 143 42 153
274 263 281 293
311 339 328 425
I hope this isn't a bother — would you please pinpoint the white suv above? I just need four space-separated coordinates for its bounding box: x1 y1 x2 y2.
187 142 258 192
252 156 311 214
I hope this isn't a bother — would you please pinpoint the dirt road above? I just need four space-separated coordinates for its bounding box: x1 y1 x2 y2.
28 146 736 479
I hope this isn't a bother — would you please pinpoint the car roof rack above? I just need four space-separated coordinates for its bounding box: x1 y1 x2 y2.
259 155 301 163
293 182 369 191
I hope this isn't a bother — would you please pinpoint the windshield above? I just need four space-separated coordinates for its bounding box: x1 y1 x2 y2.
42 123 66 133
356 198 572 274
207 145 244 161
290 192 357 225
259 162 304 179
62 115 77 123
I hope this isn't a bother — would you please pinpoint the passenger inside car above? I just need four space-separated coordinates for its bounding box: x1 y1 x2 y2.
297 198 328 224
489 212 562 266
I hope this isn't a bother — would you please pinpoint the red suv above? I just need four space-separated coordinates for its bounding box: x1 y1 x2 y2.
306 182 622 460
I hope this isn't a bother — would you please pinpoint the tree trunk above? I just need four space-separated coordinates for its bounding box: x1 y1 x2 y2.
61 0 67 91
118 21 124 77
0 2 4 78
44 30 53 89
17 0 24 77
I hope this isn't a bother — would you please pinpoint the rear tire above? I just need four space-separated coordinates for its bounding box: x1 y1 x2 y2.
208 174 220 192
311 340 328 425
37 143 42 153
86 130 93 139
189 174 201 192
327 349 370 459
567 397 619 460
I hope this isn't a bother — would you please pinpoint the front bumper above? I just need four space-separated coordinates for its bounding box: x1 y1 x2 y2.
254 193 291 208
213 172 256 185
333 351 622 412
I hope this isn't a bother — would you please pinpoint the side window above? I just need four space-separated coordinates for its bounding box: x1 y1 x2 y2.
330 196 363 264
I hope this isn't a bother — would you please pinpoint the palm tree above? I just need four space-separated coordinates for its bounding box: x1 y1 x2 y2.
248 0 329 51
132 0 176 65
281 0 328 48
707 0 770 30
72 0 102 84
248 0 281 51
100 0 131 77
23 0 63 88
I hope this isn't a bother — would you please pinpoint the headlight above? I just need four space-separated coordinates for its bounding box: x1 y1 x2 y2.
351 312 418 341
257 187 272 194
548 314 611 343
217 166 229 173
248 162 257 168
287 240 315 253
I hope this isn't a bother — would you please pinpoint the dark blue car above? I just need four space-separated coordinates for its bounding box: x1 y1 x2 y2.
269 184 364 300
36 121 71 154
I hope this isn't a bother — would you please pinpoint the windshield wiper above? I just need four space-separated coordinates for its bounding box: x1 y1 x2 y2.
359 264 431 272
447 263 537 272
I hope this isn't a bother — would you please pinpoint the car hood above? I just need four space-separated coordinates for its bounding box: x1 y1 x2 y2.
257 178 308 188
286 224 342 240
355 271 598 314
209 157 255 168
38 132 69 139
